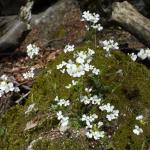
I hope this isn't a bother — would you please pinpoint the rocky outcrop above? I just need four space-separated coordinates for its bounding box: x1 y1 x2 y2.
0 0 86 52
0 16 28 52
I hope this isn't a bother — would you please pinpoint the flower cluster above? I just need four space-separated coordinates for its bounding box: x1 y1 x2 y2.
80 93 119 122
81 11 103 31
99 103 119 121
57 48 100 77
80 95 102 105
81 114 98 128
64 44 75 53
129 48 150 61
23 67 35 79
0 75 20 97
54 96 70 107
133 115 144 135
26 44 40 59
129 53 137 61
86 130 105 140
133 125 143 135
81 114 105 140
138 48 150 60
101 40 119 56
56 111 69 132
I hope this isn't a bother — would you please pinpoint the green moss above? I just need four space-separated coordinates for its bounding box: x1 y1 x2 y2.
0 44 150 150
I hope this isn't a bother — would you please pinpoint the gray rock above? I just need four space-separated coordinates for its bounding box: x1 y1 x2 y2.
30 0 86 48
0 16 28 52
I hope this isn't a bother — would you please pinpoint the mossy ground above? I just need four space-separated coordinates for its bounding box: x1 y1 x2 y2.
0 43 150 150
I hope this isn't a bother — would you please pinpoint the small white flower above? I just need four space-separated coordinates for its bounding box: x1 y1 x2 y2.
80 96 91 105
64 44 75 53
0 75 8 81
86 130 105 140
98 121 103 128
56 111 69 132
82 11 100 24
136 115 143 121
0 79 20 97
23 67 35 79
85 87 92 93
91 23 103 31
99 103 114 113
93 131 105 140
56 111 63 120
86 131 93 138
101 40 119 55
137 49 147 60
129 53 137 61
133 125 143 135
81 114 98 127
55 97 70 107
92 68 100 75
27 44 40 59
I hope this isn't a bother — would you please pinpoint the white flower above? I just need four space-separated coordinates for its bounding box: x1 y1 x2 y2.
145 48 150 59
56 111 69 132
82 11 100 24
86 131 93 138
64 44 75 53
57 111 63 120
86 130 105 140
93 131 105 140
0 79 20 97
55 97 70 107
98 121 103 128
80 96 91 105
57 61 67 70
85 87 92 93
99 103 114 112
14 87 20 92
57 48 100 78
92 68 100 75
27 44 40 59
137 48 150 60
60 116 69 127
90 95 102 105
133 125 143 135
129 53 137 61
91 23 103 31
99 103 119 121
23 67 35 79
80 95 102 105
137 49 147 60
58 99 70 107
81 114 98 128
136 115 143 121
106 111 119 121
0 75 8 81
102 40 119 54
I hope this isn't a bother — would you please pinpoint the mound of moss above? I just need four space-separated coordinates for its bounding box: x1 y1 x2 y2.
0 44 150 150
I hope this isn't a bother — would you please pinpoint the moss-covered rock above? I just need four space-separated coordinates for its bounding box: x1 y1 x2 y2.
0 44 150 150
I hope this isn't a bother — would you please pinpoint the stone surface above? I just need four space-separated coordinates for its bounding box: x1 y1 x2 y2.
0 16 28 52
27 0 86 48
